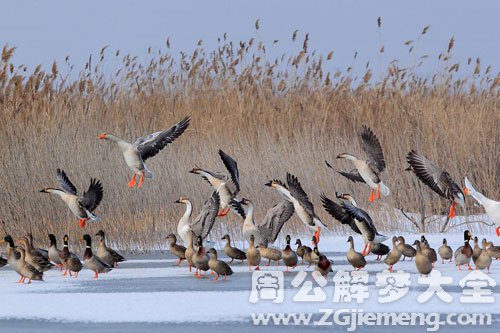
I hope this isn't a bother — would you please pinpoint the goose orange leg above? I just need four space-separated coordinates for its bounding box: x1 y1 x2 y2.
376 184 381 199
137 171 145 189
79 218 89 228
369 189 375 202
314 227 321 244
94 271 99 279
16 276 25 283
361 243 368 256
448 202 457 218
496 226 500 237
128 174 137 188
217 207 230 217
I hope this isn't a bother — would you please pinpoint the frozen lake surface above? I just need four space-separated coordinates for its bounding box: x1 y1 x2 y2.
0 233 499 332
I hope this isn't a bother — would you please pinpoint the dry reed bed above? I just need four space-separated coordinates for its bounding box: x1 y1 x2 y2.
0 29 498 251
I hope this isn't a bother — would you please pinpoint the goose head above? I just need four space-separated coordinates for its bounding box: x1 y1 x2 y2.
336 153 357 161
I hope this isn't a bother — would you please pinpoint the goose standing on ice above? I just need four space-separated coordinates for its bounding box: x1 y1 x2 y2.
321 192 388 255
265 174 328 240
406 150 465 219
190 149 240 217
40 169 103 228
232 197 294 247
175 191 220 245
335 126 390 202
463 177 500 236
98 116 190 188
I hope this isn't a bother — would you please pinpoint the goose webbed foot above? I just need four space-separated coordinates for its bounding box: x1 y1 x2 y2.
128 174 137 188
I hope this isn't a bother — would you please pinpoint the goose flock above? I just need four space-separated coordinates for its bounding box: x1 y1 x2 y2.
0 117 499 283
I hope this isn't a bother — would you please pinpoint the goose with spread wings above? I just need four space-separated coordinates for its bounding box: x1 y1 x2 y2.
406 150 464 218
98 116 190 188
232 198 294 246
336 125 390 202
175 191 220 245
265 174 328 238
322 193 388 255
40 169 103 228
190 149 241 217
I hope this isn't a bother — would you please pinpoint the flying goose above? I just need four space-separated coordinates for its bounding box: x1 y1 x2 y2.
98 116 190 188
321 192 388 255
190 149 240 217
406 150 465 218
463 177 500 236
232 197 294 247
40 169 103 228
265 174 328 236
175 191 220 245
335 126 390 202
320 192 361 235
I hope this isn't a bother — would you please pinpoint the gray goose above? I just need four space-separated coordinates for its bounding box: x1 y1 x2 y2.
190 149 241 217
406 150 464 219
98 116 190 188
232 197 294 247
265 174 327 240
321 192 388 255
334 125 390 202
40 169 103 228
176 191 220 246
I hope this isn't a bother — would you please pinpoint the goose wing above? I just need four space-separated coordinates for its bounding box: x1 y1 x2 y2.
230 199 246 220
191 191 220 239
341 202 377 237
56 169 77 195
325 160 366 183
286 173 315 216
320 194 361 234
134 116 190 161
406 150 448 198
79 179 103 212
361 125 386 175
218 149 240 193
259 200 295 243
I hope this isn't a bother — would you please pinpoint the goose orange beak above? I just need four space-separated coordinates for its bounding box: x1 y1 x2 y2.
463 187 469 195
98 133 106 139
